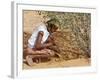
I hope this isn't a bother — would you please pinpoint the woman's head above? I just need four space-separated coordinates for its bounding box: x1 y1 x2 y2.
46 18 60 33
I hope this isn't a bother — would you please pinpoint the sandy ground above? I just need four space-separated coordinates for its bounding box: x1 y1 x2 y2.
23 11 45 33
23 58 90 69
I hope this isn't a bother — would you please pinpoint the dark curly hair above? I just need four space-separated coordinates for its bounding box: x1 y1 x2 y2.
46 18 60 33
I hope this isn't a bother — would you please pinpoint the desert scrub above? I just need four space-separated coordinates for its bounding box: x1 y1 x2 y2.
40 11 91 58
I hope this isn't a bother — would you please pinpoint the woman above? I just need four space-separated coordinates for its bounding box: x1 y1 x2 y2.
25 19 59 66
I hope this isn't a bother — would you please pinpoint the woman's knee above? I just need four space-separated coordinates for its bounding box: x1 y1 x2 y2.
26 47 33 54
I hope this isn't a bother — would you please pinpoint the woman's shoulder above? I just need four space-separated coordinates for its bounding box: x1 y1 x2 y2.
37 22 47 30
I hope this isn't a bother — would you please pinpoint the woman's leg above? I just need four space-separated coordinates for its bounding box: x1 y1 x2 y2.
32 48 55 56
26 55 35 66
25 48 55 66
43 49 55 57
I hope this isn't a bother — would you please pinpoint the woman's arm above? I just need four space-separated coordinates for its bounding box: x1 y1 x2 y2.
42 34 55 48
35 31 55 50
42 42 53 48
34 31 44 50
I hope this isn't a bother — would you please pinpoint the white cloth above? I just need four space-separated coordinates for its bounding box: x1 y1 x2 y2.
28 23 50 48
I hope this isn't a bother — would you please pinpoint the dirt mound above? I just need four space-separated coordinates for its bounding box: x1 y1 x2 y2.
50 31 88 60
23 31 89 60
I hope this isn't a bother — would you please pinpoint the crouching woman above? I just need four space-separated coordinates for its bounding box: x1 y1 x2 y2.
25 19 59 66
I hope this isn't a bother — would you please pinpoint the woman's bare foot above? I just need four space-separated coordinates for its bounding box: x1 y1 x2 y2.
26 55 35 66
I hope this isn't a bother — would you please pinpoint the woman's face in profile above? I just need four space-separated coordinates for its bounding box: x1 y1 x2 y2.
47 25 58 33
51 26 58 33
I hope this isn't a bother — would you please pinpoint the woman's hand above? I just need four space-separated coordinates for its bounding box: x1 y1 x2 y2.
48 34 56 45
